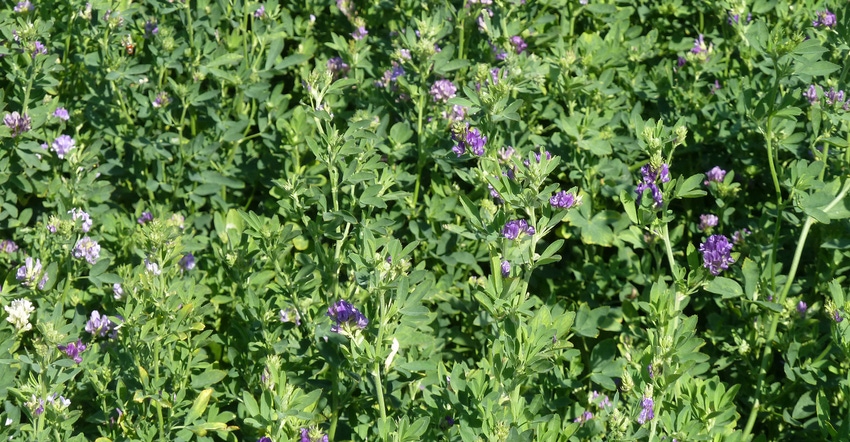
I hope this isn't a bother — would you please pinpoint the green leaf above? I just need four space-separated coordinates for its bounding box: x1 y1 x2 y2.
705 277 743 299
796 61 840 77
185 388 213 424
675 173 706 199
190 369 227 389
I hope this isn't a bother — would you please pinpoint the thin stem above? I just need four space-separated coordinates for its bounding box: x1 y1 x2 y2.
411 93 426 211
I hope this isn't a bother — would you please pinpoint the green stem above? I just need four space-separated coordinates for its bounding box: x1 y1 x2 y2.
411 93 426 211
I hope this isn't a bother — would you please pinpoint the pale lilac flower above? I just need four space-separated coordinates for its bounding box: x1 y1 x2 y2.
691 34 708 55
327 299 368 333
32 41 47 58
637 397 654 424
145 258 161 275
137 211 154 224
502 219 535 240
490 41 507 60
52 135 76 159
254 6 265 18
4 111 31 137
797 301 808 317
698 214 718 231
704 166 726 185
711 79 721 94
804 85 818 105
85 310 117 339
73 236 101 264
4 298 35 332
399 49 411 60
510 36 527 54
813 9 836 28
430 80 457 103
179 253 195 271
375 62 404 88
550 191 576 209
16 257 44 288
14 1 33 13
499 146 515 161
113 283 123 300
58 339 87 363
731 228 751 244
351 26 368 40
152 91 171 108
825 88 845 106
68 208 93 232
279 308 302 325
699 234 735 275
327 56 349 78
574 410 593 424
26 396 45 416
500 260 511 277
53 108 70 121
0 239 18 253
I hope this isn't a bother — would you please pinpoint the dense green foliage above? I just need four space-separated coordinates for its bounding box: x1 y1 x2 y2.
1 0 849 441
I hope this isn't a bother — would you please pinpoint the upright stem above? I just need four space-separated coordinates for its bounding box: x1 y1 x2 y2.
411 93 426 211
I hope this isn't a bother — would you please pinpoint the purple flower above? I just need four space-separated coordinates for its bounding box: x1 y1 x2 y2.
53 107 70 121
327 300 368 333
550 191 576 209
137 211 154 224
52 135 76 159
732 228 751 244
704 166 726 185
113 283 123 300
145 258 162 275
677 56 686 67
257 437 272 442
691 34 708 55
179 253 195 271
254 6 265 19
4 111 31 137
804 84 818 105
699 234 735 275
73 236 101 264
797 301 808 317
152 91 171 108
144 20 159 38
574 410 593 424
637 397 654 424
711 79 721 94
279 308 302 325
466 128 487 156
16 257 44 288
327 57 349 78
32 40 47 58
834 311 844 323
85 310 118 339
698 214 718 231
430 79 457 103
351 26 368 40
502 219 535 240
635 164 670 207
69 208 93 232
375 62 404 88
452 143 466 156
647 364 655 379
300 428 329 442
1 239 19 253
499 146 515 161
500 260 511 277
58 339 87 364
510 36 527 54
490 41 508 60
825 88 845 106
813 9 836 28
14 1 33 13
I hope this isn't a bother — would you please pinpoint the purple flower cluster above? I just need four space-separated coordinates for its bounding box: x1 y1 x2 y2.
797 301 808 317
699 234 735 275
500 260 511 277
52 135 76 159
691 34 709 55
254 6 265 18
145 20 159 38
32 41 47 58
69 208 93 232
573 410 593 425
327 300 368 333
812 9 836 28
451 126 487 157
85 310 118 339
138 211 154 224
53 107 70 121
727 11 752 25
113 283 123 300
635 163 670 207
14 1 33 13
550 191 576 209
16 257 48 289
637 397 655 424
327 57 350 78
704 166 726 185
300 428 329 442
58 339 87 363
502 219 535 240
375 62 405 89
490 41 508 61
152 91 171 108
351 25 368 40
698 214 718 231
510 36 527 54
257 437 272 442
1 239 18 253
4 111 31 138
73 236 101 264
804 85 818 105
430 79 457 103
279 308 302 325
179 253 195 271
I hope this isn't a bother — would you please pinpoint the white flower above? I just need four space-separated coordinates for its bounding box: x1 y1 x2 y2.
145 259 161 276
4 298 35 332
